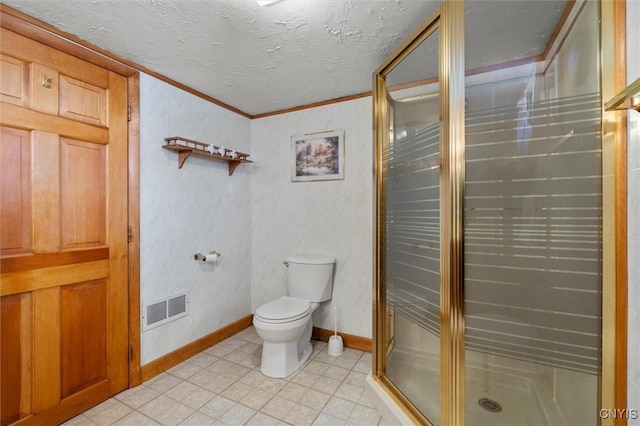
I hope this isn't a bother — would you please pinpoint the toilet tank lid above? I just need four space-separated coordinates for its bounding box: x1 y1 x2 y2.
286 255 335 265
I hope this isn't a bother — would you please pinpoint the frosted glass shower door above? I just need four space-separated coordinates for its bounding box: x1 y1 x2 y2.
378 23 443 424
463 2 602 425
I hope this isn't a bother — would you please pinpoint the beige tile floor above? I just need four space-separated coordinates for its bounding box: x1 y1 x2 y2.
63 326 386 426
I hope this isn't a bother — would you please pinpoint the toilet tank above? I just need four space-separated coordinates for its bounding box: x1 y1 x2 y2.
285 255 335 302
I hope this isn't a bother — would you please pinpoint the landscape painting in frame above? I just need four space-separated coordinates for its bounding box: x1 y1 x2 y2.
291 129 344 182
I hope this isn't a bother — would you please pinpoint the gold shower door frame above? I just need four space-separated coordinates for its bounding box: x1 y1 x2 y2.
373 1 465 424
373 0 626 424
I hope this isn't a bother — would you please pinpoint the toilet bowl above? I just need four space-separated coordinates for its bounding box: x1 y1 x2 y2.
253 296 318 378
253 255 335 378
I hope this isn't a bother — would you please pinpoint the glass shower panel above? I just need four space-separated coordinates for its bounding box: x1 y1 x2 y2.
463 1 602 425
383 27 441 423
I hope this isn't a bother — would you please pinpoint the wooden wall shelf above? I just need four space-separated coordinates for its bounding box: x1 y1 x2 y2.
162 137 252 176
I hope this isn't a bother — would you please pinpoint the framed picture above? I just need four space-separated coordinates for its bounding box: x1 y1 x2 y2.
291 129 344 182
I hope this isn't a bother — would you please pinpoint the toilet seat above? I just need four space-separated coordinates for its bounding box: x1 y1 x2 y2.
255 296 310 324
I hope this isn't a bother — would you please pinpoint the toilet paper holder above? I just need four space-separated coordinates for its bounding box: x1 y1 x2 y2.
194 251 222 261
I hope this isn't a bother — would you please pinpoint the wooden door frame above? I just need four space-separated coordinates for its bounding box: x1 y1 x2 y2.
0 4 143 386
127 73 142 387
602 0 628 422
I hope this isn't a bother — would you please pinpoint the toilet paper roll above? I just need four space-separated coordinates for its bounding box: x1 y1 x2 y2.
203 253 218 263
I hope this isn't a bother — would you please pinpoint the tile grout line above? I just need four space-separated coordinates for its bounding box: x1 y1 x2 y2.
72 331 381 426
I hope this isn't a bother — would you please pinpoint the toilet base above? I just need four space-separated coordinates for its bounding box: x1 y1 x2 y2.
259 320 313 378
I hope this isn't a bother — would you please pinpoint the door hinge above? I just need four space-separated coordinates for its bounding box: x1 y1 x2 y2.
128 345 133 362
128 225 133 243
127 105 132 122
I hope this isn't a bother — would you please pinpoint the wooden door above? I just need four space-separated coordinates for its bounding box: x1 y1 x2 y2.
0 28 129 425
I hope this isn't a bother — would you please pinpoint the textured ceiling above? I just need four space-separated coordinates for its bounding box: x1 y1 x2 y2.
3 0 566 116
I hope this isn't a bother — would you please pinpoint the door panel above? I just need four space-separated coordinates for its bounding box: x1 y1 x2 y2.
59 75 108 126
60 138 107 249
61 280 107 398
0 54 29 107
0 27 128 425
0 127 31 256
1 296 22 422
0 294 32 425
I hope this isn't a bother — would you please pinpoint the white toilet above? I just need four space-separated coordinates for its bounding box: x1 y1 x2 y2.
253 255 335 378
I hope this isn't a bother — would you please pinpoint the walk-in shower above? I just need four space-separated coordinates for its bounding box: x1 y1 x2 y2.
373 1 610 424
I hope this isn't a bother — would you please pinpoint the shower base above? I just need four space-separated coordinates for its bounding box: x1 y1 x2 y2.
384 346 576 425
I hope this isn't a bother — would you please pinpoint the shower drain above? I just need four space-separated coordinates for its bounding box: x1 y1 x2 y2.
478 398 502 413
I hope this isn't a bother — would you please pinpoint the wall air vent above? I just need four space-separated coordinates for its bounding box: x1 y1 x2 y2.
146 300 167 326
142 292 189 331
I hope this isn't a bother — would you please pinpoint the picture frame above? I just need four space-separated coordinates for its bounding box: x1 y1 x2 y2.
291 129 344 182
